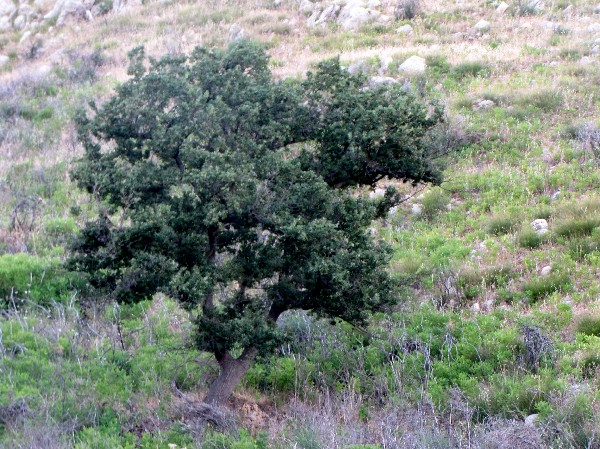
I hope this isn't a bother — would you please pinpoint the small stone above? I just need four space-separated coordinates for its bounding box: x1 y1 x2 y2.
411 204 422 215
496 1 509 13
398 55 426 74
299 0 314 14
541 266 552 276
471 302 481 313
525 414 539 427
588 23 600 33
473 99 495 111
541 21 557 30
19 30 31 43
0 54 9 67
369 188 386 198
369 76 397 86
396 24 413 34
483 299 494 311
531 219 549 235
13 14 26 29
580 56 593 65
229 24 245 41
595 3 600 13
551 189 561 200
562 4 574 15
474 19 490 32
379 55 393 73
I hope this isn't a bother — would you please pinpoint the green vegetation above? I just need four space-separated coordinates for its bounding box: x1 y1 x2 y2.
2 0 600 446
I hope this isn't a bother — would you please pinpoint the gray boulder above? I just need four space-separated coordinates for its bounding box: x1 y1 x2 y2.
0 0 17 17
531 219 549 235
44 0 89 26
338 1 381 30
398 55 426 74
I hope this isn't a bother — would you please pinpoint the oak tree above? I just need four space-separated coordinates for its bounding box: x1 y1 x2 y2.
69 41 443 406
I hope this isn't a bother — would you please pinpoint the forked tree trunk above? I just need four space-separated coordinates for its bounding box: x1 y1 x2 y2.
204 347 258 406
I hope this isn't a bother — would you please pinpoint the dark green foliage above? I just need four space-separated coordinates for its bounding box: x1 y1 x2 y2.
517 229 544 248
450 61 490 81
521 274 570 302
575 315 600 337
420 188 450 220
0 254 77 306
68 40 444 401
555 219 600 238
485 215 517 235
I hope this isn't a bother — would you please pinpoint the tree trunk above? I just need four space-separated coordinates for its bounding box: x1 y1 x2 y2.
204 347 258 406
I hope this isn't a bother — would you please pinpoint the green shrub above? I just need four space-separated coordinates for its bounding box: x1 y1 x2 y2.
521 274 570 302
575 316 600 337
420 189 451 220
0 254 76 306
568 233 600 260
485 215 518 235
555 219 600 238
518 90 564 113
517 229 544 249
426 54 451 77
450 61 490 80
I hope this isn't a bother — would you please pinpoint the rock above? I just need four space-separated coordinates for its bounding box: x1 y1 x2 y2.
307 4 341 26
411 203 422 215
580 56 594 64
474 19 490 33
595 3 600 13
398 55 426 74
44 0 88 26
562 4 573 16
0 0 17 16
0 16 10 31
541 266 552 276
369 76 397 86
496 1 509 13
525 414 539 427
550 189 561 200
273 0 282 6
299 0 314 14
0 54 9 67
592 45 600 54
13 14 26 29
396 23 413 34
379 55 392 73
483 299 494 311
541 20 557 30
531 218 549 235
19 30 31 43
229 24 246 41
473 99 495 111
471 302 481 313
368 0 381 6
347 59 369 75
338 1 380 30
588 23 600 33
369 188 386 198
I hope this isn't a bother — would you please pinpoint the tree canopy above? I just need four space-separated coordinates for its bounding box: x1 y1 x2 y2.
69 40 444 405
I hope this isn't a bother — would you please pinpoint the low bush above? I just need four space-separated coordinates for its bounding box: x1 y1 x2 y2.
575 315 600 337
420 189 451 220
517 229 544 249
554 218 599 238
0 254 77 306
485 215 518 236
521 273 570 302
450 61 490 81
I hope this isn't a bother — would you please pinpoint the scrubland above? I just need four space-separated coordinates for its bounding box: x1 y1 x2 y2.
1 0 600 447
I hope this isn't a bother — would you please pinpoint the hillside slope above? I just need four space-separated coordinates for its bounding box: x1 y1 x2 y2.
1 0 600 448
